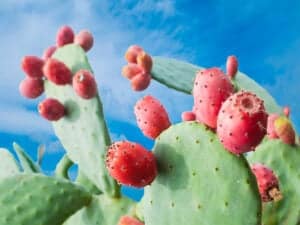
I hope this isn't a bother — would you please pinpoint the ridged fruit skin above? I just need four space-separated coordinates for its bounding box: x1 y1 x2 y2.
106 141 157 188
134 95 171 139
19 78 44 99
38 98 65 121
251 163 281 202
125 45 143 63
217 91 268 154
192 67 234 128
56 25 74 47
43 46 57 60
74 30 94 52
226 55 238 79
131 73 151 91
73 69 97 99
21 56 44 78
267 114 279 139
118 216 144 225
181 111 196 121
43 58 72 85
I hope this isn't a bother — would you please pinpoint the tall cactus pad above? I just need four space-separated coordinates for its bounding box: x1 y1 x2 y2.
64 195 135 225
0 148 20 180
248 139 300 225
151 57 281 114
143 122 261 225
0 174 92 225
44 44 118 196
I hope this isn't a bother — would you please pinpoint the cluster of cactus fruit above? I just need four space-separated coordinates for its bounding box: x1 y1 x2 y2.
0 25 299 225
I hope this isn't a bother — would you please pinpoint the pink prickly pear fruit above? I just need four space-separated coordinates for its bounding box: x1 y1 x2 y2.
283 106 290 117
106 141 157 188
122 63 144 80
131 73 151 91
21 56 44 79
125 45 143 63
267 114 279 139
251 163 282 202
38 98 65 121
42 46 57 60
192 68 234 129
226 55 238 79
74 30 94 52
19 78 44 99
134 95 171 139
56 25 74 47
43 58 72 85
216 91 268 154
181 111 196 121
73 69 97 99
118 216 144 225
137 51 153 73
274 116 296 145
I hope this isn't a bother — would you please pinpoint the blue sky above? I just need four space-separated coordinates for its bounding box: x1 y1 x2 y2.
0 0 299 200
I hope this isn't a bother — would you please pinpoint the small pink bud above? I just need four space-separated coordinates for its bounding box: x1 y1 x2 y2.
181 111 196 121
19 78 44 99
73 69 97 99
56 25 74 47
43 58 72 85
124 45 143 63
283 106 290 117
38 98 65 121
226 55 238 79
74 30 94 52
42 46 57 60
274 117 296 145
137 51 153 73
122 63 144 80
21 56 44 79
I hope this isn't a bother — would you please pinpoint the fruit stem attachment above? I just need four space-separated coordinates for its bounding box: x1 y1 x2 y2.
268 187 283 202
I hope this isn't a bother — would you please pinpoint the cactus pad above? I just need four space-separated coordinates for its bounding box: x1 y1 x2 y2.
0 173 92 225
248 139 300 225
143 122 261 225
44 44 118 196
151 57 281 114
64 194 136 225
0 148 20 180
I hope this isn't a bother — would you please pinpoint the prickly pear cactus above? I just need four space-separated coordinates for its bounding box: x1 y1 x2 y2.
2 26 298 225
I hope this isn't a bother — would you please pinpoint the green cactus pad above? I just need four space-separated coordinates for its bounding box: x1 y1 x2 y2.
0 148 20 180
0 173 91 225
63 195 136 225
143 122 261 225
13 142 40 173
151 57 281 114
248 139 300 225
44 44 118 196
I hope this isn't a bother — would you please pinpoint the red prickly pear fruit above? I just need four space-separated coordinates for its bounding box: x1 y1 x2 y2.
137 51 153 73
42 46 57 60
131 73 151 91
251 163 282 202
267 114 279 139
56 25 74 47
216 91 268 154
181 111 196 121
134 95 171 139
118 216 144 225
192 68 234 129
38 98 65 121
226 55 238 79
21 56 44 79
274 116 296 145
43 58 72 85
283 106 290 117
19 78 44 99
106 141 157 188
74 30 94 52
73 69 97 99
125 45 143 63
122 63 144 80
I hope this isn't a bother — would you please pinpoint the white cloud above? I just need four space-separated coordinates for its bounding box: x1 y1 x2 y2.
0 0 193 144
